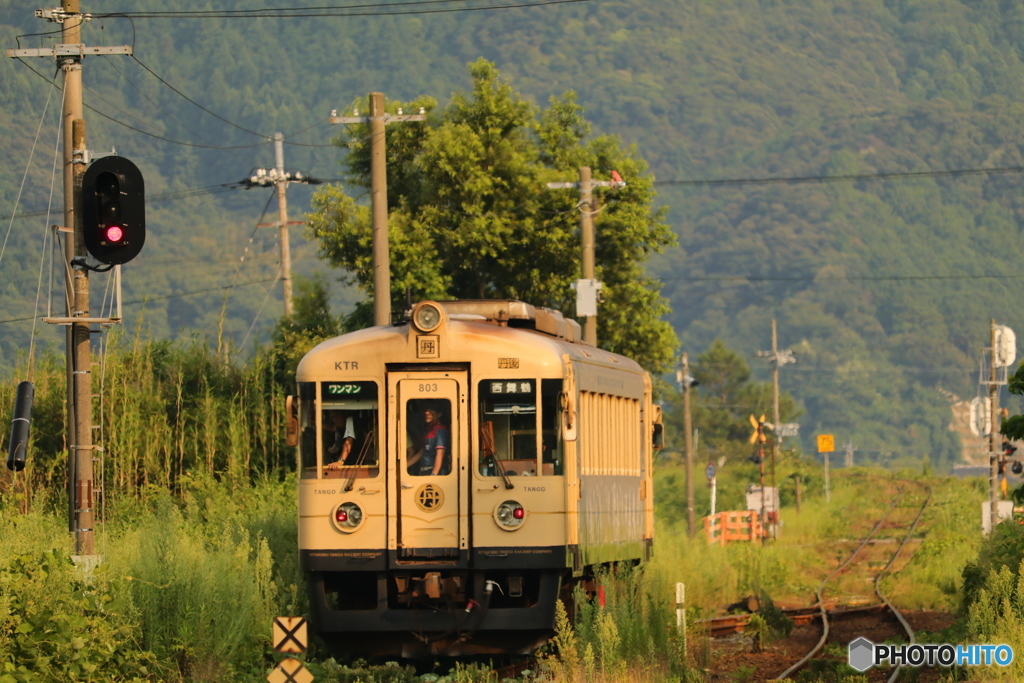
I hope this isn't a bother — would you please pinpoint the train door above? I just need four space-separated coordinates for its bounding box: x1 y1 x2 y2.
388 371 468 562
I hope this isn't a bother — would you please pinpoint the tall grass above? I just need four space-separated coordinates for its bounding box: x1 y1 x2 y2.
0 330 289 513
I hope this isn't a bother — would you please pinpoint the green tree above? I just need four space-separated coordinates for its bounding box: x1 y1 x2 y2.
306 59 677 373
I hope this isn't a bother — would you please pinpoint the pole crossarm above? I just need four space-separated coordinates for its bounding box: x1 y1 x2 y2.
545 180 626 190
6 44 131 58
329 112 426 125
756 348 795 365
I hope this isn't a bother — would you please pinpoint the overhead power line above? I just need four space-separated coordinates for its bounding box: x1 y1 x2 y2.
94 0 590 19
654 164 1024 187
130 55 267 138
0 276 281 325
14 58 272 150
659 272 1024 283
1 182 246 223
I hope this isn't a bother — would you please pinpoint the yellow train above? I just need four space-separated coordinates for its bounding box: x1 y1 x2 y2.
288 300 661 657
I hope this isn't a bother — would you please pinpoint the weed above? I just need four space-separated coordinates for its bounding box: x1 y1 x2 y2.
731 664 756 683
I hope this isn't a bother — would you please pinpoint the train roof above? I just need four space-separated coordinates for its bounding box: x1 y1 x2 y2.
297 300 646 378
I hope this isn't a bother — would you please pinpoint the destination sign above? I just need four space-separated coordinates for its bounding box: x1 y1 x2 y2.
321 381 377 399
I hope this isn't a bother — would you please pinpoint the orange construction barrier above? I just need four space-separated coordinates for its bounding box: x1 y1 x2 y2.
703 511 764 545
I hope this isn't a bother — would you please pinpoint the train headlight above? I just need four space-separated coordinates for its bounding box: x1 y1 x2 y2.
332 502 364 532
494 500 526 530
412 301 443 332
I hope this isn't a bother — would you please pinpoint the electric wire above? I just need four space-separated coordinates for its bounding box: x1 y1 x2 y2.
14 26 66 48
213 192 278 341
0 69 58 273
657 272 1024 283
1 182 246 223
654 164 1024 187
97 0 528 16
95 0 590 19
28 83 66 382
100 55 216 144
238 268 283 352
13 58 271 150
130 55 267 138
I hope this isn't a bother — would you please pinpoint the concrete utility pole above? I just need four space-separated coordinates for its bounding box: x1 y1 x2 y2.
843 441 857 468
330 93 425 326
546 168 625 346
757 319 795 443
990 318 999 533
242 133 321 317
276 134 292 315
679 353 696 537
6 1 132 557
757 319 794 522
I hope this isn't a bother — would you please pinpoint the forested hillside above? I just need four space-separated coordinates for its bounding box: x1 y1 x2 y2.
3 0 1024 467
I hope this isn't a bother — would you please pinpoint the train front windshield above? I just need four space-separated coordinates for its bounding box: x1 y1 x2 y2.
298 381 380 479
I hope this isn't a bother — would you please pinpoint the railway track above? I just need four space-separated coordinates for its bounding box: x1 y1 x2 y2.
772 479 933 681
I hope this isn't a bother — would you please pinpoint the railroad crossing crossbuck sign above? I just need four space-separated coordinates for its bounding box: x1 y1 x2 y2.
267 657 313 683
272 617 308 654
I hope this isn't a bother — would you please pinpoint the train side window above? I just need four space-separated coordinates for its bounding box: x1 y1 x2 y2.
541 379 563 475
298 382 318 479
478 379 538 477
320 381 380 480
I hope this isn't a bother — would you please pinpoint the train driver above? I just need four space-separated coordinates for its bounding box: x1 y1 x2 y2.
324 410 356 470
407 406 450 476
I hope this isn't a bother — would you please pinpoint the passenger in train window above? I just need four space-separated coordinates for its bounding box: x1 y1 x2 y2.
407 406 450 476
324 410 356 470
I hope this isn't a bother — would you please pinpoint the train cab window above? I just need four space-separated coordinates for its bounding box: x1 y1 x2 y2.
320 381 380 480
478 380 538 477
541 379 564 475
298 382 318 479
406 399 453 476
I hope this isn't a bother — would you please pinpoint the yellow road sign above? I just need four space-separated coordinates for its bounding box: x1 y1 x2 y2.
817 434 835 453
267 657 313 683
272 617 308 655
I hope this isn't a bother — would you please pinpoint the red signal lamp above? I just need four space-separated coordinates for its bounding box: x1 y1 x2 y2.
105 225 124 243
512 506 525 520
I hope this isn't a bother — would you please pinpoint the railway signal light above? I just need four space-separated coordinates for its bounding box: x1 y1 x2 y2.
82 156 145 265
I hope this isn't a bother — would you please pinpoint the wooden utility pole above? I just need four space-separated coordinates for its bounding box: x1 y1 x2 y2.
771 320 781 435
546 168 625 346
61 1 93 557
6 1 133 557
579 167 596 345
990 318 999 532
63 2 86 540
682 353 695 537
330 94 425 326
369 93 389 327
243 134 321 318
770 320 779 507
274 133 294 317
